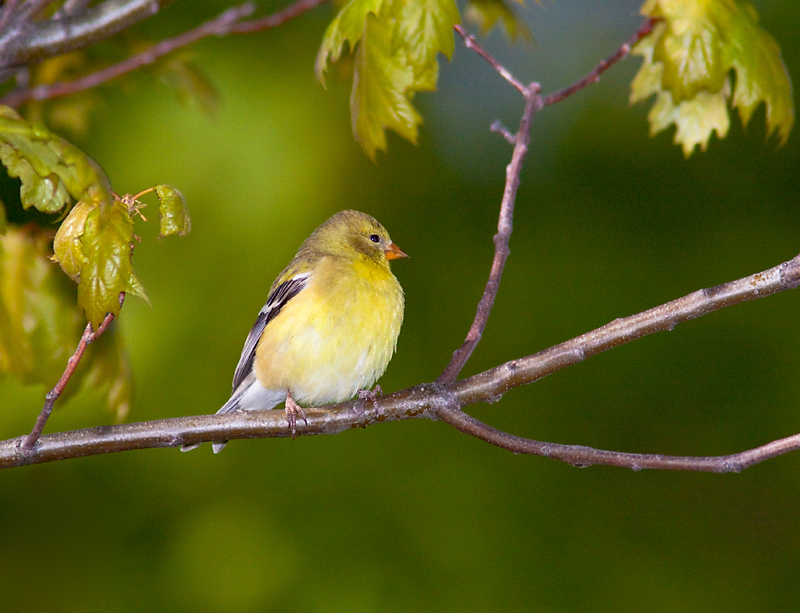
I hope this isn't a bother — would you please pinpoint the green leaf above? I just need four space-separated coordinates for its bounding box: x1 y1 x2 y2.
52 199 93 282
0 105 114 212
77 201 145 330
0 226 85 387
154 184 192 238
464 0 533 43
315 0 384 84
632 0 794 155
0 199 6 235
394 0 460 88
650 87 731 156
352 8 421 159
317 0 460 159
0 225 135 415
725 3 794 142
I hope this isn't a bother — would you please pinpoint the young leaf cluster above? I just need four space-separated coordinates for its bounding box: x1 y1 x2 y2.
0 106 190 418
0 106 190 331
631 0 794 156
315 0 460 159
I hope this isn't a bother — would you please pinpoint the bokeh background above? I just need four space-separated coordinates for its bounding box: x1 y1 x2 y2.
2 0 800 611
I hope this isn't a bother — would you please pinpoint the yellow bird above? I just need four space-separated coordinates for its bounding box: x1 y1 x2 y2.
183 210 407 453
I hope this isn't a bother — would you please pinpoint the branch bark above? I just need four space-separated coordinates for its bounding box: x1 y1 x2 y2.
0 0 174 75
1 2 256 107
3 252 800 469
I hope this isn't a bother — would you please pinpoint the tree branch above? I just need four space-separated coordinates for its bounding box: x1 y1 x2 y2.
0 0 332 108
451 253 800 405
439 17 655 384
1 2 257 107
0 0 22 34
433 404 800 472
0 0 174 75
3 252 800 469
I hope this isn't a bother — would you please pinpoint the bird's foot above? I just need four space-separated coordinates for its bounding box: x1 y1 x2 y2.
357 385 383 415
285 393 308 440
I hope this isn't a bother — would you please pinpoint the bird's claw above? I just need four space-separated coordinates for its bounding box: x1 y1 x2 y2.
358 385 383 415
285 393 308 440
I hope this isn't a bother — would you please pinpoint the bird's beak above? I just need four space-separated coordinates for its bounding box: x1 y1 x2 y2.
385 242 409 260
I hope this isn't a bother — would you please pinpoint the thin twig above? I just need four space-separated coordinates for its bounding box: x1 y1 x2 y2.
0 0 330 108
1 2 256 107
491 120 516 145
21 292 125 451
454 24 526 94
543 18 658 107
434 404 800 472
438 83 540 383
229 0 330 33
438 27 541 384
4 251 800 468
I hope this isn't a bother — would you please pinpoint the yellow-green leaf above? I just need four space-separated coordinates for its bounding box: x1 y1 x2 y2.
52 199 94 282
0 105 114 212
154 184 191 238
315 0 384 84
649 87 731 156
725 3 794 142
0 226 85 388
352 8 421 159
394 0 460 89
464 0 533 42
633 0 794 155
317 0 460 158
0 224 135 415
77 201 143 330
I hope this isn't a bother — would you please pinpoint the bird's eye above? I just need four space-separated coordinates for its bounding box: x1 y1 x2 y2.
369 234 380 243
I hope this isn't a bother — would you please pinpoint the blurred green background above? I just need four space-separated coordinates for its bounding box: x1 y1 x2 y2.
2 1 800 611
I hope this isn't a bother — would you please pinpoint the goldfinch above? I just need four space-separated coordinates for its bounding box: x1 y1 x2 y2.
183 210 407 453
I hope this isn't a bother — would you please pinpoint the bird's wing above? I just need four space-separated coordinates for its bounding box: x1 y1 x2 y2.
231 271 311 392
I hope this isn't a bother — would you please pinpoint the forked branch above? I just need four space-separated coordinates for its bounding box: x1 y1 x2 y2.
3 252 800 469
438 26 542 384
2 18 798 474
